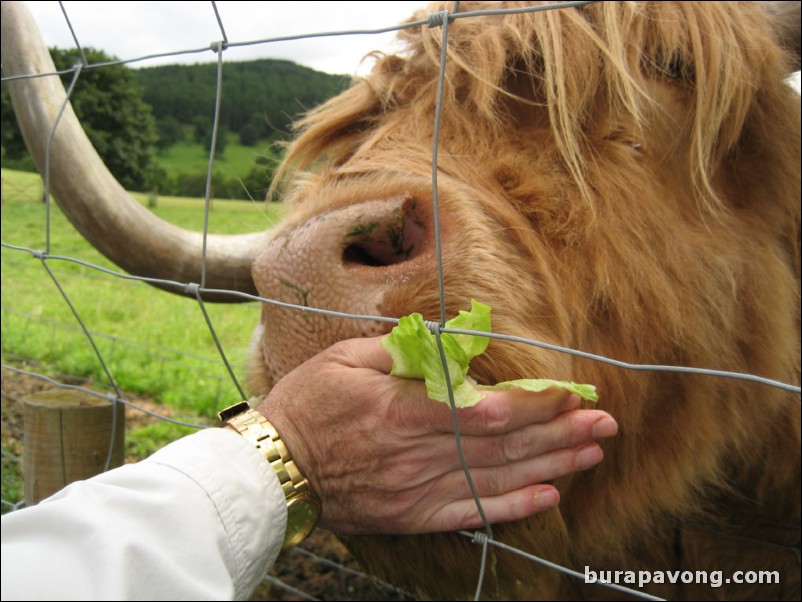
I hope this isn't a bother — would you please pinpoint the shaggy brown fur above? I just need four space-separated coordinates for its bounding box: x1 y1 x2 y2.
256 2 801 599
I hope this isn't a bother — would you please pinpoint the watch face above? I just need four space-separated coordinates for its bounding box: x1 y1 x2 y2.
284 496 321 549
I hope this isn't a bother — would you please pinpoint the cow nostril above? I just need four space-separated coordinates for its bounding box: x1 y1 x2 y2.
342 236 417 267
343 242 395 267
341 199 426 268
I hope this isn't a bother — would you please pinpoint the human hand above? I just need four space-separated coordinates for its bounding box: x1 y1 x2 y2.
256 336 618 534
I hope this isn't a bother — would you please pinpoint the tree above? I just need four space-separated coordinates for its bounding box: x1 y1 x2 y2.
155 116 185 152
1 86 27 163
135 59 350 142
192 115 211 145
1 47 158 191
239 119 261 147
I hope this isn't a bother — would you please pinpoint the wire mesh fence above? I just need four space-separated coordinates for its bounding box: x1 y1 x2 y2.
2 1 800 601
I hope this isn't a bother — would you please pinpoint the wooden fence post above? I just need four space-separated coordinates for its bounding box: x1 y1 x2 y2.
22 388 125 505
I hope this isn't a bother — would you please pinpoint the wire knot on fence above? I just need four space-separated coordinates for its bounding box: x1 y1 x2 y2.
427 9 456 28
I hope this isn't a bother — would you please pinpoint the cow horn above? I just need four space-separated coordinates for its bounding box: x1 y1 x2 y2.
1 1 268 301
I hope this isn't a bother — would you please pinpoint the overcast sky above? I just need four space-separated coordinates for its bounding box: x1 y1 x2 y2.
21 1 432 75
17 1 802 88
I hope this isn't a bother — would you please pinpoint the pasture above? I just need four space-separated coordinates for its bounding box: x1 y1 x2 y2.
157 136 277 176
1 168 283 414
1 168 284 503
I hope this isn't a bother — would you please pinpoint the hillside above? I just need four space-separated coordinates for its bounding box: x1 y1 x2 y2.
135 58 351 143
2 53 352 198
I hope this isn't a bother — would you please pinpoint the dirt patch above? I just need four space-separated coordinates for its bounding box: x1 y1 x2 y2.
259 530 413 601
1 364 412 601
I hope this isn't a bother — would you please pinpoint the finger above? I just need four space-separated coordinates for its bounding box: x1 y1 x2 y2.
427 484 561 532
372 384 583 443
385 411 615 488
437 442 605 500
326 336 394 373
445 388 581 436
384 386 583 436
456 410 618 468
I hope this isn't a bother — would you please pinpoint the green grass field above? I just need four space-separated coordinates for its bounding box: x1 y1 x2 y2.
158 135 279 176
2 167 292 507
1 167 285 419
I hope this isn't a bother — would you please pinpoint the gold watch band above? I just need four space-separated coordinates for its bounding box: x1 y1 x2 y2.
218 401 320 549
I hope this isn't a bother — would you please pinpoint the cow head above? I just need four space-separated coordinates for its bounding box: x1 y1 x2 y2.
3 2 800 599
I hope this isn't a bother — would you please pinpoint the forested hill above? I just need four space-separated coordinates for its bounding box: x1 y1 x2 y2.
134 59 351 144
1 49 352 195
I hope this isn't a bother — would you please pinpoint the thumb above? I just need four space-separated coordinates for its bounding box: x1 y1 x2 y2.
325 336 395 374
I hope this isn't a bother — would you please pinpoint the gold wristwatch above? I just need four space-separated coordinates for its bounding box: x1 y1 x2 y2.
218 401 321 550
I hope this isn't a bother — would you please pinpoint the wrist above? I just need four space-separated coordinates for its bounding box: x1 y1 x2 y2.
218 401 321 549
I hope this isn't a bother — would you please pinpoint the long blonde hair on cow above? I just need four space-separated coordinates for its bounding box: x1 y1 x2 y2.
273 1 799 217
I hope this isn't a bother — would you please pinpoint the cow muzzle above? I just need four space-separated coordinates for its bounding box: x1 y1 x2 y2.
251 195 430 387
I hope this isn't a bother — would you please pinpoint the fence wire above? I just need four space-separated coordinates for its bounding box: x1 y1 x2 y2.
1 1 800 601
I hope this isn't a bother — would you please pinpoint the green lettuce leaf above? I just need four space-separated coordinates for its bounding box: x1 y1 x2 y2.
478 379 598 401
381 300 598 407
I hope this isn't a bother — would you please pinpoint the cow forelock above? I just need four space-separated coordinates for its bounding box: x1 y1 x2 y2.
278 1 798 212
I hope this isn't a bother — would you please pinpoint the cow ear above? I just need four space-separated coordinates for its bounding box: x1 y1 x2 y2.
763 1 801 70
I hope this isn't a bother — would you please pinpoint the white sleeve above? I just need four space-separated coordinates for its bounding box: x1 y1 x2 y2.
0 428 288 601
